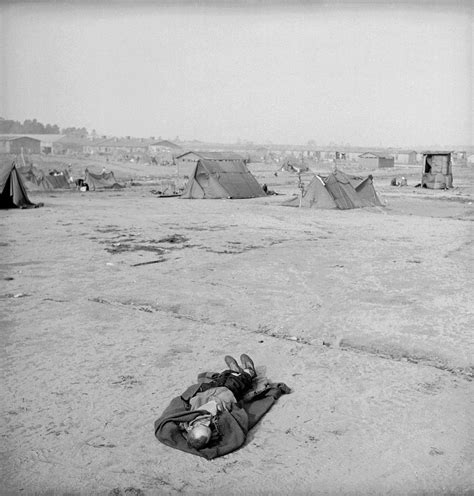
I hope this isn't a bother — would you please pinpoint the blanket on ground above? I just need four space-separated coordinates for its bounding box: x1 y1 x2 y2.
154 372 290 459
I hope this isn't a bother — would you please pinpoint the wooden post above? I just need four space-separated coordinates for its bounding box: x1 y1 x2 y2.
298 172 303 208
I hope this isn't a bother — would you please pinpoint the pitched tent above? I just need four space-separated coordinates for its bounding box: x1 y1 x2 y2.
84 169 123 190
282 175 337 209
181 159 266 199
44 173 70 189
283 170 381 210
323 170 366 209
0 162 39 209
19 166 71 190
278 158 309 173
354 175 383 206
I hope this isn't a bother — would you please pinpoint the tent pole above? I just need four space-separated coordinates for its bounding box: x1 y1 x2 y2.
298 172 303 207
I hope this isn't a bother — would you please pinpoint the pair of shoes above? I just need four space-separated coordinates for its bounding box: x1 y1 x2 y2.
225 355 242 374
240 354 256 378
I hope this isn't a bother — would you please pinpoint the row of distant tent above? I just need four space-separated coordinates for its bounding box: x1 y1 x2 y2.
181 159 382 208
0 162 123 208
1 159 381 210
19 165 122 192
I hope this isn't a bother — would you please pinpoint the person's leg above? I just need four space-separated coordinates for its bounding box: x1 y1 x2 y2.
225 354 256 378
224 355 242 373
214 370 253 399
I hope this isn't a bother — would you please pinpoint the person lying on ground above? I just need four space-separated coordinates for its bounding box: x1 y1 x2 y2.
154 353 290 459
181 354 256 450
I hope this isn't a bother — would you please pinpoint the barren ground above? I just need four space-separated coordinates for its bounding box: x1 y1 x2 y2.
1 158 473 496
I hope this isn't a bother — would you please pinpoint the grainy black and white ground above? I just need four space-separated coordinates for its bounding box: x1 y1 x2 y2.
1 159 473 495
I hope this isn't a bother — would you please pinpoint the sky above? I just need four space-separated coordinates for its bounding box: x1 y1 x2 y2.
1 1 472 147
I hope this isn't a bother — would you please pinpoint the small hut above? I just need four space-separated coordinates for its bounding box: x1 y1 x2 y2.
359 152 395 168
421 151 453 189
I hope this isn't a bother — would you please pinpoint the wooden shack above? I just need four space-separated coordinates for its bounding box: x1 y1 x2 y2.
358 152 395 168
421 151 453 189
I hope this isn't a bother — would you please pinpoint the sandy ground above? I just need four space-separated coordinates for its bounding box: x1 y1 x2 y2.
1 159 473 495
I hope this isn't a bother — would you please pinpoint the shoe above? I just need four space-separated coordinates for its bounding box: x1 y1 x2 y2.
240 354 256 378
225 355 242 374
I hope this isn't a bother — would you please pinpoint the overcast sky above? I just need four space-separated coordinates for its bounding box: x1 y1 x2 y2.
1 1 472 147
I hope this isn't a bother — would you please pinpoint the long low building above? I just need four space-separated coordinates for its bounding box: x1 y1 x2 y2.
0 135 41 154
175 150 245 167
359 151 395 168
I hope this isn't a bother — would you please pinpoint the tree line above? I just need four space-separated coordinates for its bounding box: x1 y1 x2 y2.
0 117 88 136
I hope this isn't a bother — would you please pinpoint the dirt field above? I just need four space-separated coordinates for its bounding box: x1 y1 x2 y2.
1 158 473 495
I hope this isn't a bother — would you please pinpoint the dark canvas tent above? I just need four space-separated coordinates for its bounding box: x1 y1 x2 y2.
0 162 39 209
283 170 382 210
84 169 123 190
181 159 266 199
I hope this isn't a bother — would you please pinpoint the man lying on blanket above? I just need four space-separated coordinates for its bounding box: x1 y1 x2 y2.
154 353 290 459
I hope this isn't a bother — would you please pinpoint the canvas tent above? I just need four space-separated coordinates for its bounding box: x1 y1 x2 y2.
283 170 382 209
0 162 39 209
19 166 71 190
181 159 266 199
283 175 338 209
354 175 383 206
84 169 123 190
278 158 309 173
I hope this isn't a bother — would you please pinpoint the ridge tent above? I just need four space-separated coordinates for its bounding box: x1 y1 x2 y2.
283 170 382 209
84 169 123 190
0 162 39 209
324 170 366 209
181 159 266 199
282 175 337 209
44 173 71 189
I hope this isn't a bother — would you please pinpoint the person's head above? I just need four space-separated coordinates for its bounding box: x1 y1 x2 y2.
187 424 212 450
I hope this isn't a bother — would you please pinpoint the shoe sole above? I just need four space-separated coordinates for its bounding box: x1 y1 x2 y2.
225 355 241 373
240 354 255 374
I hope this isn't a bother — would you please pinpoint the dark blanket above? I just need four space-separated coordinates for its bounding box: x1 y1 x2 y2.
154 375 290 459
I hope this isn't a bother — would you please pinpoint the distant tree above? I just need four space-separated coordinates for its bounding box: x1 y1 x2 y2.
45 123 60 134
0 118 22 133
61 126 88 137
1 116 85 134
